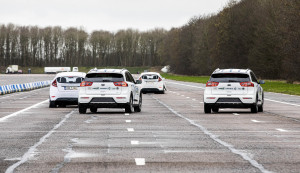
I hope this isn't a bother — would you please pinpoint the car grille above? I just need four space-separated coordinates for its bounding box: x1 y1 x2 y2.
90 97 115 103
217 98 241 103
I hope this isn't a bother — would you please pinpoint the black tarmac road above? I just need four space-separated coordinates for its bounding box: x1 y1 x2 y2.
0 75 299 173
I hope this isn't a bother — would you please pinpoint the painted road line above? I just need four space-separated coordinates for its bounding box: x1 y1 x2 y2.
233 113 239 116
125 120 132 123
127 128 134 132
135 158 145 165
131 141 139 145
5 111 75 173
125 113 130 116
166 81 205 89
152 96 272 173
251 120 261 123
192 99 197 101
276 128 288 132
186 97 190 99
265 98 300 107
0 99 48 122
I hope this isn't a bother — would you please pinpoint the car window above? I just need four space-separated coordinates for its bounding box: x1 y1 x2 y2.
84 73 124 82
128 72 136 83
125 72 135 83
57 76 84 83
142 74 159 79
210 73 250 83
250 72 258 83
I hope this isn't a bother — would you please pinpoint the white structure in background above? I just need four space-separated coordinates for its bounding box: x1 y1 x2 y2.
161 65 170 73
72 67 79 72
44 67 71 74
6 65 19 74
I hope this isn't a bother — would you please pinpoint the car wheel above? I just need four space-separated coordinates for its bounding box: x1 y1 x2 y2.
49 101 56 108
90 107 97 113
134 94 142 112
212 107 219 113
258 93 264 112
125 95 134 113
251 97 258 113
79 104 87 114
204 104 211 114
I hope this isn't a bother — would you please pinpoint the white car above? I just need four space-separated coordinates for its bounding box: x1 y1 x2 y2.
138 72 166 94
204 69 264 113
78 69 142 114
49 72 86 108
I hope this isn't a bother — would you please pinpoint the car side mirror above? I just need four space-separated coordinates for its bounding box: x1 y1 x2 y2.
259 80 265 84
136 80 142 84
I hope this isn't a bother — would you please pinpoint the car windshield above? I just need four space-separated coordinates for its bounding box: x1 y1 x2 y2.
142 74 159 80
56 76 83 83
210 73 250 82
85 73 124 82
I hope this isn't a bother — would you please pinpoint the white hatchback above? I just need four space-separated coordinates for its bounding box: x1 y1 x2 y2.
204 69 264 113
49 72 86 108
78 69 142 114
138 72 166 94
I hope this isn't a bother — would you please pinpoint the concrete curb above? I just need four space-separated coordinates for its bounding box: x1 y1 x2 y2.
0 80 51 95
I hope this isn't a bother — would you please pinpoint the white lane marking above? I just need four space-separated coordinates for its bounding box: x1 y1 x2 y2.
0 99 48 122
5 111 75 173
127 128 134 132
125 120 132 123
181 95 185 97
199 102 204 104
265 98 300 107
251 120 260 123
192 99 197 101
131 141 139 145
276 128 288 132
166 81 205 89
233 113 239 116
135 158 145 165
152 96 272 173
186 97 190 99
125 113 130 116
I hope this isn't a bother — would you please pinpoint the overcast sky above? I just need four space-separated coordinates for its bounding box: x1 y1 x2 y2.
0 0 232 33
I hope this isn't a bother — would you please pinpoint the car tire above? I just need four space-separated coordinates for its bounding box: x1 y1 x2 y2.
49 101 56 108
212 107 219 113
79 104 87 114
90 107 97 113
251 97 258 113
204 104 211 114
125 95 134 113
134 94 142 112
258 93 264 112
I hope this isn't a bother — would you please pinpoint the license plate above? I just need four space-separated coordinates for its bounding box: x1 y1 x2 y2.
65 86 77 90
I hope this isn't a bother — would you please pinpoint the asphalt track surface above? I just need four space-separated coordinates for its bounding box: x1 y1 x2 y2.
0 75 300 173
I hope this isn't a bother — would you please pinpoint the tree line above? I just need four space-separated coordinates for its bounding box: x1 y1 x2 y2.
0 0 299 82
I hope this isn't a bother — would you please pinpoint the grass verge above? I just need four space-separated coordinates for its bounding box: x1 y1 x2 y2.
161 73 300 96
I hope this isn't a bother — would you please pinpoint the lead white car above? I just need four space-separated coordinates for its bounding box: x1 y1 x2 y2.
138 72 166 94
78 69 142 114
204 69 265 113
49 72 86 108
